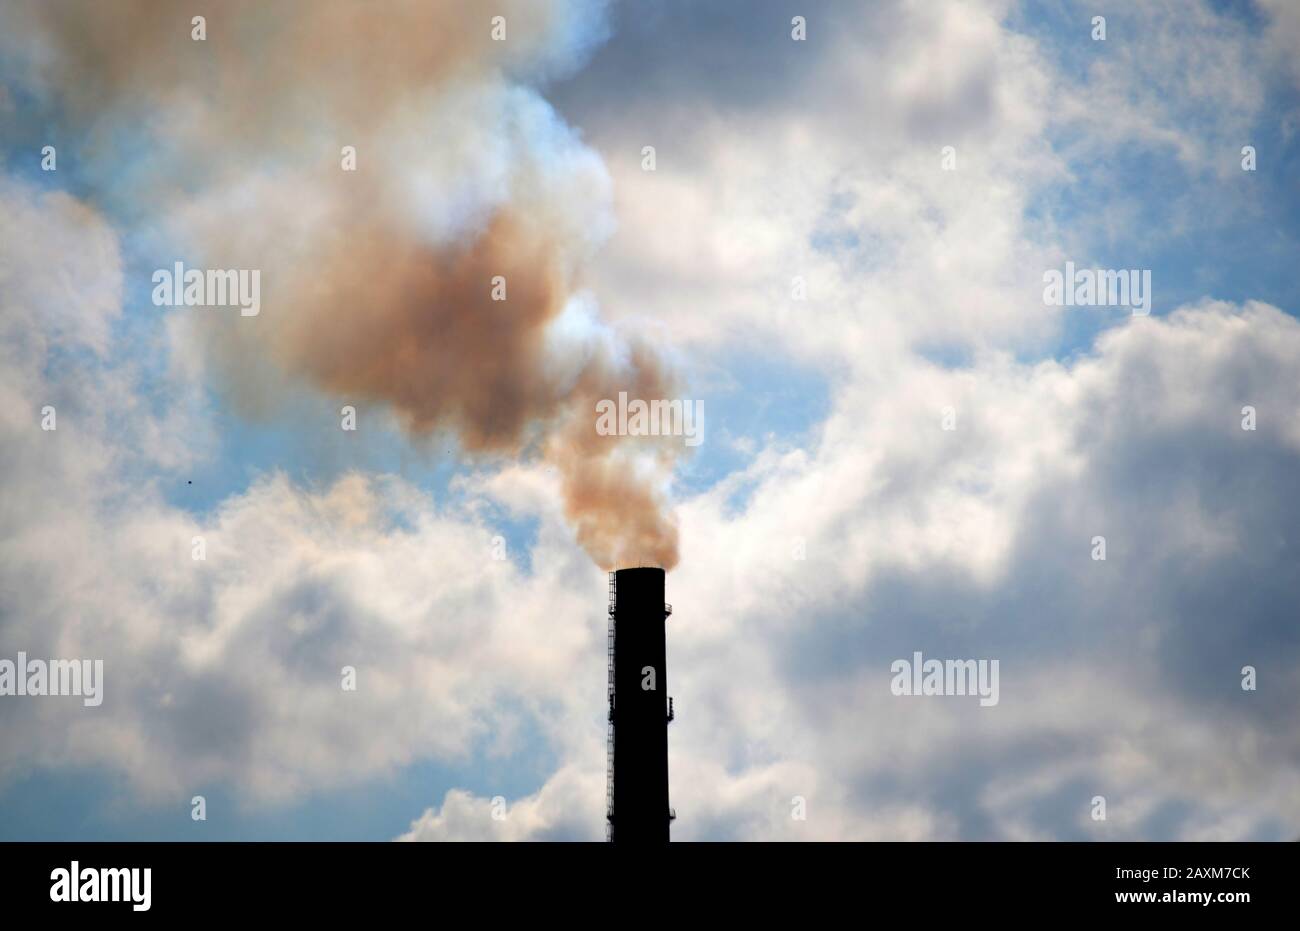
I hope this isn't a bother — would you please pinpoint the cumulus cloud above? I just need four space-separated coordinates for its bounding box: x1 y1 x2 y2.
551 0 1067 366
657 300 1300 841
399 763 604 841
0 177 611 802
1257 0 1300 93
430 301 1300 841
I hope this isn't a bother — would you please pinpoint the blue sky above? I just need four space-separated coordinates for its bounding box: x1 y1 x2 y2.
2 0 1300 841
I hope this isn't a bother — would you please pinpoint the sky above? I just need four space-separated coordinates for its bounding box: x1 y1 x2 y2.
1 0 1299 841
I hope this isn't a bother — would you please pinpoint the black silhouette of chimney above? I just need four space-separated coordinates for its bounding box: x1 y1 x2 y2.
606 567 674 843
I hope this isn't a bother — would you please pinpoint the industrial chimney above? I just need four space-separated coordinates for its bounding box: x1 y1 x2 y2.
606 567 674 843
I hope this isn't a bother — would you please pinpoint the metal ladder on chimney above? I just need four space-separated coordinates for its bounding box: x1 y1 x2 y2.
605 571 616 841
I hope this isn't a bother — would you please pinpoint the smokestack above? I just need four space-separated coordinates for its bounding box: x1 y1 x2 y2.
606 567 674 843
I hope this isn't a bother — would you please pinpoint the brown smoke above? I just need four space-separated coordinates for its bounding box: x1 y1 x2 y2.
3 0 681 569
248 203 682 569
4 1 584 125
550 344 682 570
277 213 571 451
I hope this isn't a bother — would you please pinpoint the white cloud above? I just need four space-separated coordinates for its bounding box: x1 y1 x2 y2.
1257 0 1300 92
657 300 1300 840
399 763 603 841
0 179 611 804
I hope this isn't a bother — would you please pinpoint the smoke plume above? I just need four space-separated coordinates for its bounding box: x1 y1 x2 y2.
2 0 680 569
